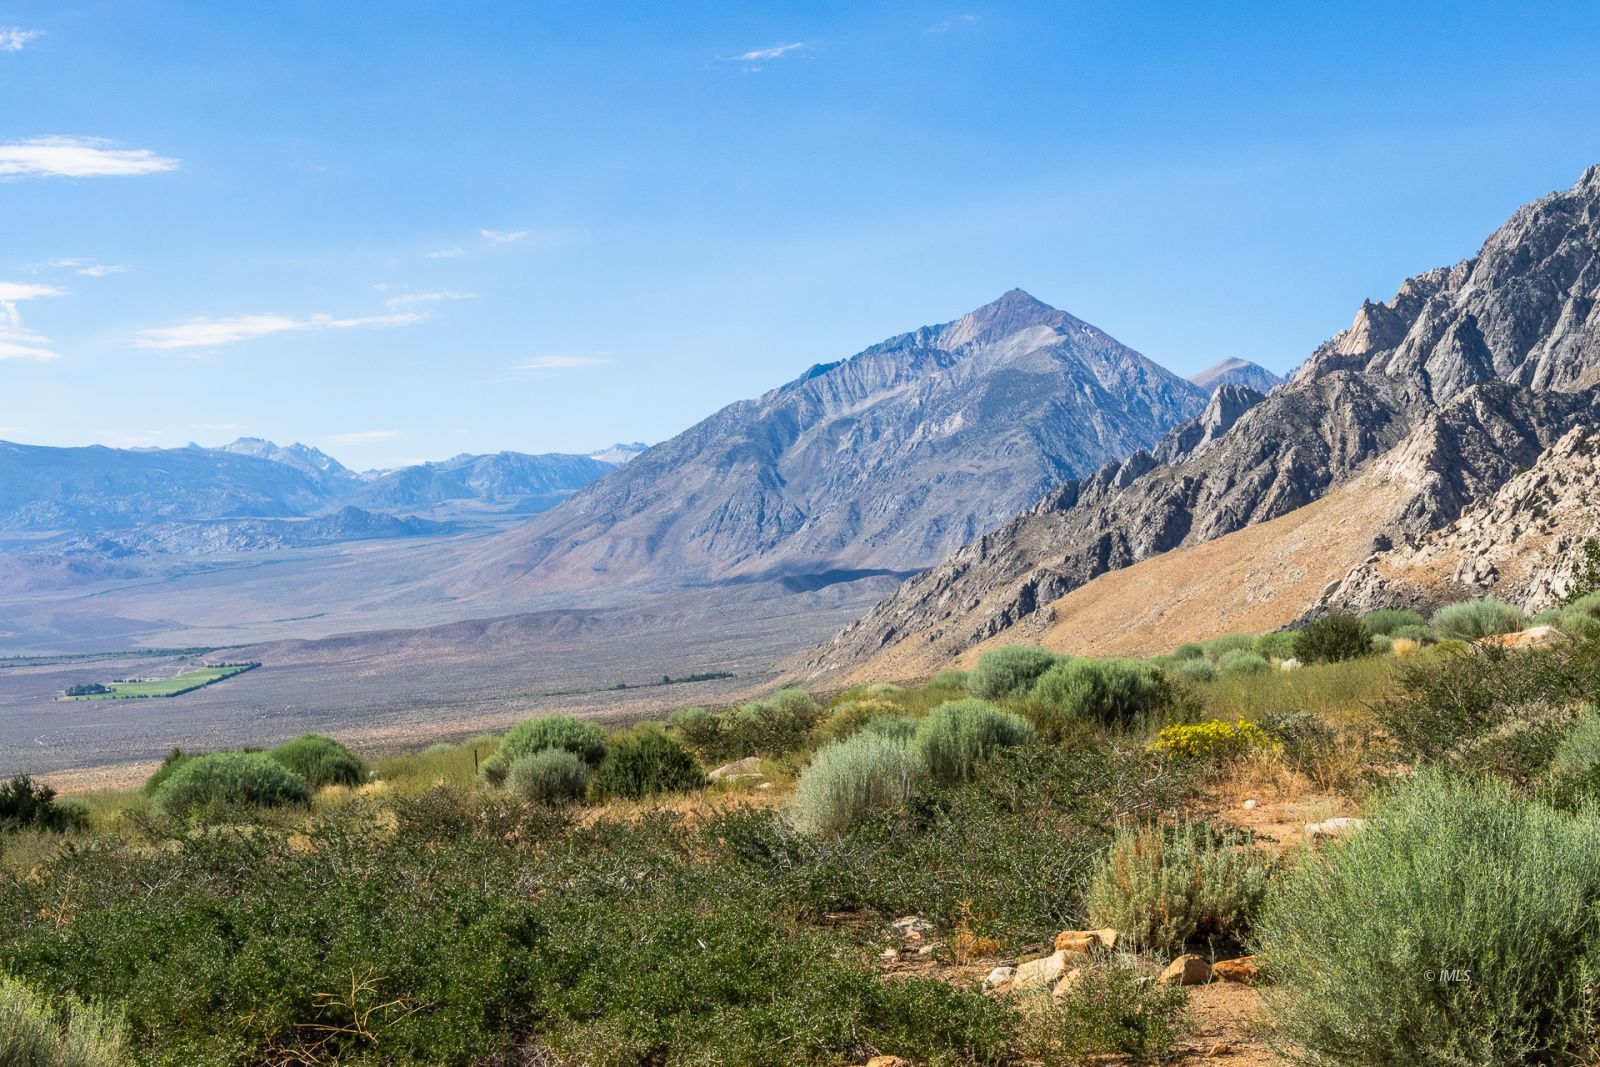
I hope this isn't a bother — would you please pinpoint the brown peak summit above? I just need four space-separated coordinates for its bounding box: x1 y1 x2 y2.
938 288 1077 349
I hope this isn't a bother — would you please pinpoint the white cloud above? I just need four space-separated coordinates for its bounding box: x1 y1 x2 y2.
76 263 130 277
0 282 64 360
383 289 474 309
734 42 805 62
426 246 465 259
481 229 528 245
133 311 423 350
325 430 400 446
513 355 610 372
926 14 979 32
0 136 179 178
0 28 43 52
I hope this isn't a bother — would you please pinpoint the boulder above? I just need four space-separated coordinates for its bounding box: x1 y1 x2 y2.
982 965 1016 993
1159 954 1212 986
1053 928 1118 954
707 756 762 782
1279 657 1301 671
1479 625 1570 650
890 915 934 937
1211 956 1262 985
1306 816 1366 842
1013 949 1070 992
1050 967 1088 1000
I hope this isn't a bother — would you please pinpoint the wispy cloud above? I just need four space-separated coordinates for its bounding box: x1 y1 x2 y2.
383 289 474 309
426 246 464 259
325 429 399 446
0 27 43 52
50 259 130 278
0 281 65 361
0 136 179 179
926 14 979 33
133 311 423 351
513 355 611 372
734 42 805 62
481 229 528 245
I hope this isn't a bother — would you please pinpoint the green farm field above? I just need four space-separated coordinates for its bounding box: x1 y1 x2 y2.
62 663 258 700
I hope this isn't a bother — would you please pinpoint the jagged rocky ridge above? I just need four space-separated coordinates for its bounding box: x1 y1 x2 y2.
807 165 1600 675
453 290 1212 594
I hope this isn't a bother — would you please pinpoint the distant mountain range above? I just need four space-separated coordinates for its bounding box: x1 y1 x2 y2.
0 438 646 553
806 164 1600 681
451 289 1268 596
1187 356 1284 394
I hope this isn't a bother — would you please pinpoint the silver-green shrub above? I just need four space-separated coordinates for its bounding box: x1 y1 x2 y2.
0 973 127 1067
1216 649 1270 675
1030 658 1168 729
969 645 1060 699
787 733 925 836
506 748 591 804
912 699 1035 784
151 752 309 815
1430 596 1527 641
1086 821 1270 955
1255 772 1600 1066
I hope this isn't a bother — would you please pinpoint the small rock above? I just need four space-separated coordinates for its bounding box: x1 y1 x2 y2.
1211 956 1262 985
890 915 934 937
866 1057 911 1067
1053 928 1118 954
1159 954 1212 986
916 945 934 957
1242 798 1260 809
982 965 1016 992
707 756 762 782
1050 967 1086 1000
1013 949 1070 992
1306 816 1366 842
756 782 772 790
880 947 900 961
1208 1043 1234 1057
1279 657 1301 671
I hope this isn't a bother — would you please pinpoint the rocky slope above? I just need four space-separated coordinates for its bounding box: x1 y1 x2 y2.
1187 357 1283 394
806 165 1600 677
452 290 1210 595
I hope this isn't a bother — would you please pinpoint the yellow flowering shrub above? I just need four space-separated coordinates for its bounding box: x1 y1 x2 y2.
1149 719 1277 762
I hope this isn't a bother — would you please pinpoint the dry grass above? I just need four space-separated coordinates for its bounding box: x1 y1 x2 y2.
1192 657 1396 728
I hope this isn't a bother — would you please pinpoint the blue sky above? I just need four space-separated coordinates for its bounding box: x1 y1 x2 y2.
3 1 1598 469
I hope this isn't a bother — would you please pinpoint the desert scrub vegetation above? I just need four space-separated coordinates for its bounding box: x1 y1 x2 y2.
912 699 1035 784
1255 771 1600 1066
506 748 591 804
1028 657 1171 732
787 731 925 835
1017 961 1189 1064
149 750 311 814
969 644 1059 699
0 974 127 1067
1086 821 1271 956
588 726 705 801
267 732 365 789
1429 595 1528 640
1293 612 1371 664
0 776 87 835
1148 719 1275 764
668 689 824 764
479 713 607 784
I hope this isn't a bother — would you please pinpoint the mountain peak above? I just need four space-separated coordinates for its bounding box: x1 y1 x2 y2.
938 288 1075 349
1187 357 1284 394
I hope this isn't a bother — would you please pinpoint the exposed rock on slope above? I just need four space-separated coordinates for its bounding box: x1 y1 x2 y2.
452 290 1209 594
347 451 619 514
1322 424 1600 616
1188 357 1283 394
806 166 1600 678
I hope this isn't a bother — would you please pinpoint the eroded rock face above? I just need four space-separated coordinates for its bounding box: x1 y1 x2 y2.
806 167 1600 677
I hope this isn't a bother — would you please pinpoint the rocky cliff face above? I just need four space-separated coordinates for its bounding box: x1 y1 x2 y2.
806 166 1600 677
453 290 1210 594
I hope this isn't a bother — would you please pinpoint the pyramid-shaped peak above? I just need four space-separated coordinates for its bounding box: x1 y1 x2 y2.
939 288 1076 349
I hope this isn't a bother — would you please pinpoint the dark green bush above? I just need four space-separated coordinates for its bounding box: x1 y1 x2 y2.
507 748 591 804
267 733 364 789
590 727 705 801
969 645 1059 700
1293 613 1370 664
0 776 87 834
151 751 310 814
1361 608 1427 636
1256 772 1600 1066
667 690 823 764
1030 658 1169 730
1430 596 1527 641
912 699 1036 785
